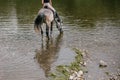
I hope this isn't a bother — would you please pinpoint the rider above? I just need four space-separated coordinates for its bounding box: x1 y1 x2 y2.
42 0 61 22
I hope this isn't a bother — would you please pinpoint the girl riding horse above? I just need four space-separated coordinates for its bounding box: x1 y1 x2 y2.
42 0 61 22
34 1 63 39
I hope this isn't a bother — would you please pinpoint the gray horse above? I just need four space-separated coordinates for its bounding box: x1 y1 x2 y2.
34 8 63 39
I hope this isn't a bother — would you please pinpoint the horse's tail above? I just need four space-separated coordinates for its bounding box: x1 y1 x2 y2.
34 13 44 33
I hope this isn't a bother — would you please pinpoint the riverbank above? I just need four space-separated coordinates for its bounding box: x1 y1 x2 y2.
49 48 120 80
49 48 86 80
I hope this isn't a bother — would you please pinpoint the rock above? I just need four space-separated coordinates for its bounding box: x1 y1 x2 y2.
99 60 107 67
69 72 77 80
77 70 83 77
69 70 84 80
80 62 86 66
69 75 75 80
109 76 117 80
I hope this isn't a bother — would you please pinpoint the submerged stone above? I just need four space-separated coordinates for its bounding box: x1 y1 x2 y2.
99 60 107 67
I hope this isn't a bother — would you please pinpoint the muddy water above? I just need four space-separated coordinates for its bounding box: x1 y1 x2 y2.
0 0 120 80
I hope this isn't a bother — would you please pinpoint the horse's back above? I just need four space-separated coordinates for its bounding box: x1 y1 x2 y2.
38 8 54 22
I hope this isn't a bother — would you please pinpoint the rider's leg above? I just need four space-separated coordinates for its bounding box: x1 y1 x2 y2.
45 3 62 22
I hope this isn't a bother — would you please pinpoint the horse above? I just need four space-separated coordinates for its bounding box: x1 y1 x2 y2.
34 8 63 39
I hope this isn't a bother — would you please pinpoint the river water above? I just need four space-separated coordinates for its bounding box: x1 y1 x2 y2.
0 0 120 80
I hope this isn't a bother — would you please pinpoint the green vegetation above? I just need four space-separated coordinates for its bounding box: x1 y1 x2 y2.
49 48 84 80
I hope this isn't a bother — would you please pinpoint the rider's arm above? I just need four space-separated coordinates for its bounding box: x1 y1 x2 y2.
50 0 52 5
42 0 44 5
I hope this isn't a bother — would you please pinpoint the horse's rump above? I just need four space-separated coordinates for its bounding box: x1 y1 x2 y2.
38 8 54 22
34 8 54 33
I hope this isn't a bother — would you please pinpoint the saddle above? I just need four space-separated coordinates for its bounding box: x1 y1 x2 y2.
44 6 48 9
44 6 54 14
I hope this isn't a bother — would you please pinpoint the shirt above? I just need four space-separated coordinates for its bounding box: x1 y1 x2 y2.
44 0 49 3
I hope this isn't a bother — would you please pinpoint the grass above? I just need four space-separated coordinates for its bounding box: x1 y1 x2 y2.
48 48 84 80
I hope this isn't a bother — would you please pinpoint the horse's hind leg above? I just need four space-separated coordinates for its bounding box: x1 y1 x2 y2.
50 21 53 34
40 25 43 35
46 24 50 39
39 25 43 36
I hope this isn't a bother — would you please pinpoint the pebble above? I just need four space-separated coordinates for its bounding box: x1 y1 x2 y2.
69 70 84 80
80 62 86 66
99 60 107 67
77 70 83 77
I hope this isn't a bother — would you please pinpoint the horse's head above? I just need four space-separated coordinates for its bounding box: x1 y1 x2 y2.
55 19 63 33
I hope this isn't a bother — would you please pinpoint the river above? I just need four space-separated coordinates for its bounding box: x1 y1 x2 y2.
0 0 120 80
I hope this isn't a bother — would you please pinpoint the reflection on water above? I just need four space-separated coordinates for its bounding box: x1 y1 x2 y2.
35 34 63 77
